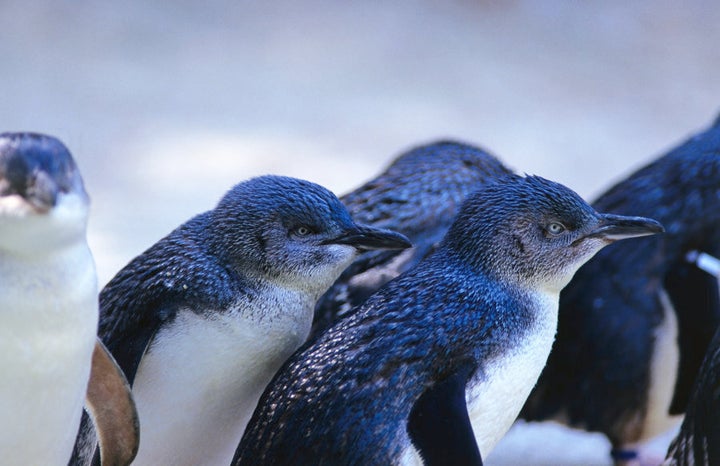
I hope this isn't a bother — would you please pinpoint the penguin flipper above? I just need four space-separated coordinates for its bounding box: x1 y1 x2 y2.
407 363 483 466
69 333 149 466
84 338 140 466
101 310 162 386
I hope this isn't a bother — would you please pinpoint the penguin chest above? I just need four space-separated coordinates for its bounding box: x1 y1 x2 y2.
0 245 98 464
131 289 315 466
465 291 559 458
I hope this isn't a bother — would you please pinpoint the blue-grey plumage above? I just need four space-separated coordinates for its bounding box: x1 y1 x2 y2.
522 114 720 465
664 319 720 466
313 140 513 337
233 174 663 466
71 174 410 466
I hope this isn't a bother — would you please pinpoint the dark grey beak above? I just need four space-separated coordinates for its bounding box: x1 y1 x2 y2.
324 224 412 251
580 213 664 243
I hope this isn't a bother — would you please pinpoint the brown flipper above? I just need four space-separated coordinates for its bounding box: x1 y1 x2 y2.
85 339 139 466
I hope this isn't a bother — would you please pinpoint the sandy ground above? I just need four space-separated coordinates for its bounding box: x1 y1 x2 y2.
1 1 718 464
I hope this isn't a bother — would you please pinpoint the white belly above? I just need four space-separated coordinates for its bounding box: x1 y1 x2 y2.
0 244 98 465
131 293 314 466
638 289 682 441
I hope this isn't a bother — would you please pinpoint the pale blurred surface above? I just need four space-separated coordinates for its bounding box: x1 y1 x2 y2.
1 1 718 463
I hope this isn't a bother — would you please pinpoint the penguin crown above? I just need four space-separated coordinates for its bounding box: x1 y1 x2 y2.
382 140 509 178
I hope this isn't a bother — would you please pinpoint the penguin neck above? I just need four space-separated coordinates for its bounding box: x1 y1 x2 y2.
444 246 557 298
0 217 89 257
229 244 359 304
436 249 562 325
240 267 336 305
496 270 562 325
0 238 94 272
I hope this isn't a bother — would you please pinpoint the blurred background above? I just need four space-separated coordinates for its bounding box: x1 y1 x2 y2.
1 1 718 464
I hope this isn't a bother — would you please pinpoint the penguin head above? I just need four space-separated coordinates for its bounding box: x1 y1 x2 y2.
209 175 411 294
0 133 90 254
445 174 664 292
349 140 513 225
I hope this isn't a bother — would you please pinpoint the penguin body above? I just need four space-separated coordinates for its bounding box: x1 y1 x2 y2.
0 133 98 464
81 175 410 466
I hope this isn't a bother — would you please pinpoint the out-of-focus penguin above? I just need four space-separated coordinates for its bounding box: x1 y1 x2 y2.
664 257 720 465
522 115 720 466
0 133 137 466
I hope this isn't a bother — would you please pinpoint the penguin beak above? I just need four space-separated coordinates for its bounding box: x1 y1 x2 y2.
324 225 412 251
579 213 664 243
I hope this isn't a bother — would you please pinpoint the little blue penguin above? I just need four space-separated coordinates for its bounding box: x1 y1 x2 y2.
664 253 720 466
232 174 663 466
76 175 411 466
522 114 720 466
313 140 513 336
0 133 138 466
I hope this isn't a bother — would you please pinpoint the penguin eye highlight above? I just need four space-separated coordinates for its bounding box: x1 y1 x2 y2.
546 222 566 235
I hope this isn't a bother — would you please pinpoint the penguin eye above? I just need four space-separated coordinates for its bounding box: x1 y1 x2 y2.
293 226 312 237
546 222 566 235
